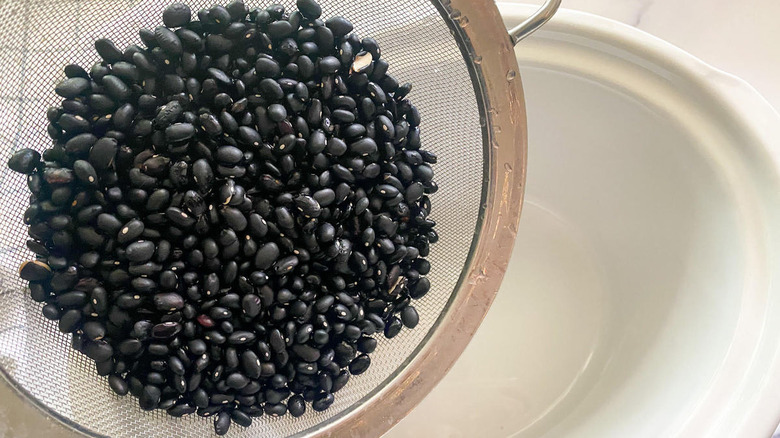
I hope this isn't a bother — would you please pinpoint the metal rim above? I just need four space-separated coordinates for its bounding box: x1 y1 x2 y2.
309 0 528 436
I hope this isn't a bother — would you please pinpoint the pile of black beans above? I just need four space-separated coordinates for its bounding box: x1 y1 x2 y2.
7 0 437 435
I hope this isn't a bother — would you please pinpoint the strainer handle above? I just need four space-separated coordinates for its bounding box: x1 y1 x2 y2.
507 0 562 45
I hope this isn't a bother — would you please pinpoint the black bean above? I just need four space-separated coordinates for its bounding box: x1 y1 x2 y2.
107 375 129 396
313 25 333 51
64 63 89 79
126 240 155 263
267 103 287 122
100 75 130 102
317 56 340 75
160 123 193 144
328 108 352 124
226 409 251 428
168 403 196 417
235 127 261 149
93 38 123 64
114 220 143 245
58 291 88 309
249 58 279 82
154 26 182 57
259 78 284 100
190 388 209 408
312 392 335 411
152 322 181 339
18 260 51 282
54 77 90 100
56 113 88 134
151 102 181 129
400 305 419 328
216 146 243 166
163 2 191 27
225 330 254 345
84 340 113 362
192 158 214 192
188 339 208 356
154 293 184 312
41 303 60 320
87 137 118 170
291 196 319 218
350 137 378 156
219 111 238 134
326 16 353 36
254 242 280 270
226 372 249 390
118 339 142 356
264 403 287 417
296 0 321 19
139 385 161 411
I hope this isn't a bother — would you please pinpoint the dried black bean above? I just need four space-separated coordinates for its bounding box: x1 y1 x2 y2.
19 260 51 282
214 410 231 435
155 26 182 57
163 2 192 27
94 38 123 63
106 375 129 396
259 78 284 101
311 392 334 411
139 385 161 410
55 77 90 99
57 309 83 333
152 322 182 339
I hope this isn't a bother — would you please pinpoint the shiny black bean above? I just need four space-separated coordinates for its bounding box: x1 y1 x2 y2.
312 392 335 411
346 354 370 376
152 322 181 339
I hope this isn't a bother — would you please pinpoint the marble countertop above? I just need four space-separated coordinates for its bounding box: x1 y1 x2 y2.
535 0 780 111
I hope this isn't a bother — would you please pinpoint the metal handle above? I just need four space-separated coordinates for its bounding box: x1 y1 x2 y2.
507 0 562 45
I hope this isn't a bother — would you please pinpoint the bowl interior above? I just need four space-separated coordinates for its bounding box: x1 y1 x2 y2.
388 8 780 438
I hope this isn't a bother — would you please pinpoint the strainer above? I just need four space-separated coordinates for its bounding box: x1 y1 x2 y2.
0 0 558 436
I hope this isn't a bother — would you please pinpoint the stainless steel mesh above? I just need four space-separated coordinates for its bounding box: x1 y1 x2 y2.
0 0 484 436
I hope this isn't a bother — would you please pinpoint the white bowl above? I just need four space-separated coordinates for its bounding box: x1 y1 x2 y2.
388 5 780 437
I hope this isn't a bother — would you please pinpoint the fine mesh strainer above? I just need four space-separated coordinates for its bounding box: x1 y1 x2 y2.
0 0 558 436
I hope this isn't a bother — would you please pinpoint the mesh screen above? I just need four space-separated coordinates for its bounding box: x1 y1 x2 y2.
0 0 484 436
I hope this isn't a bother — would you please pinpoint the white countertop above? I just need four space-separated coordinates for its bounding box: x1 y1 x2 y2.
528 0 780 111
